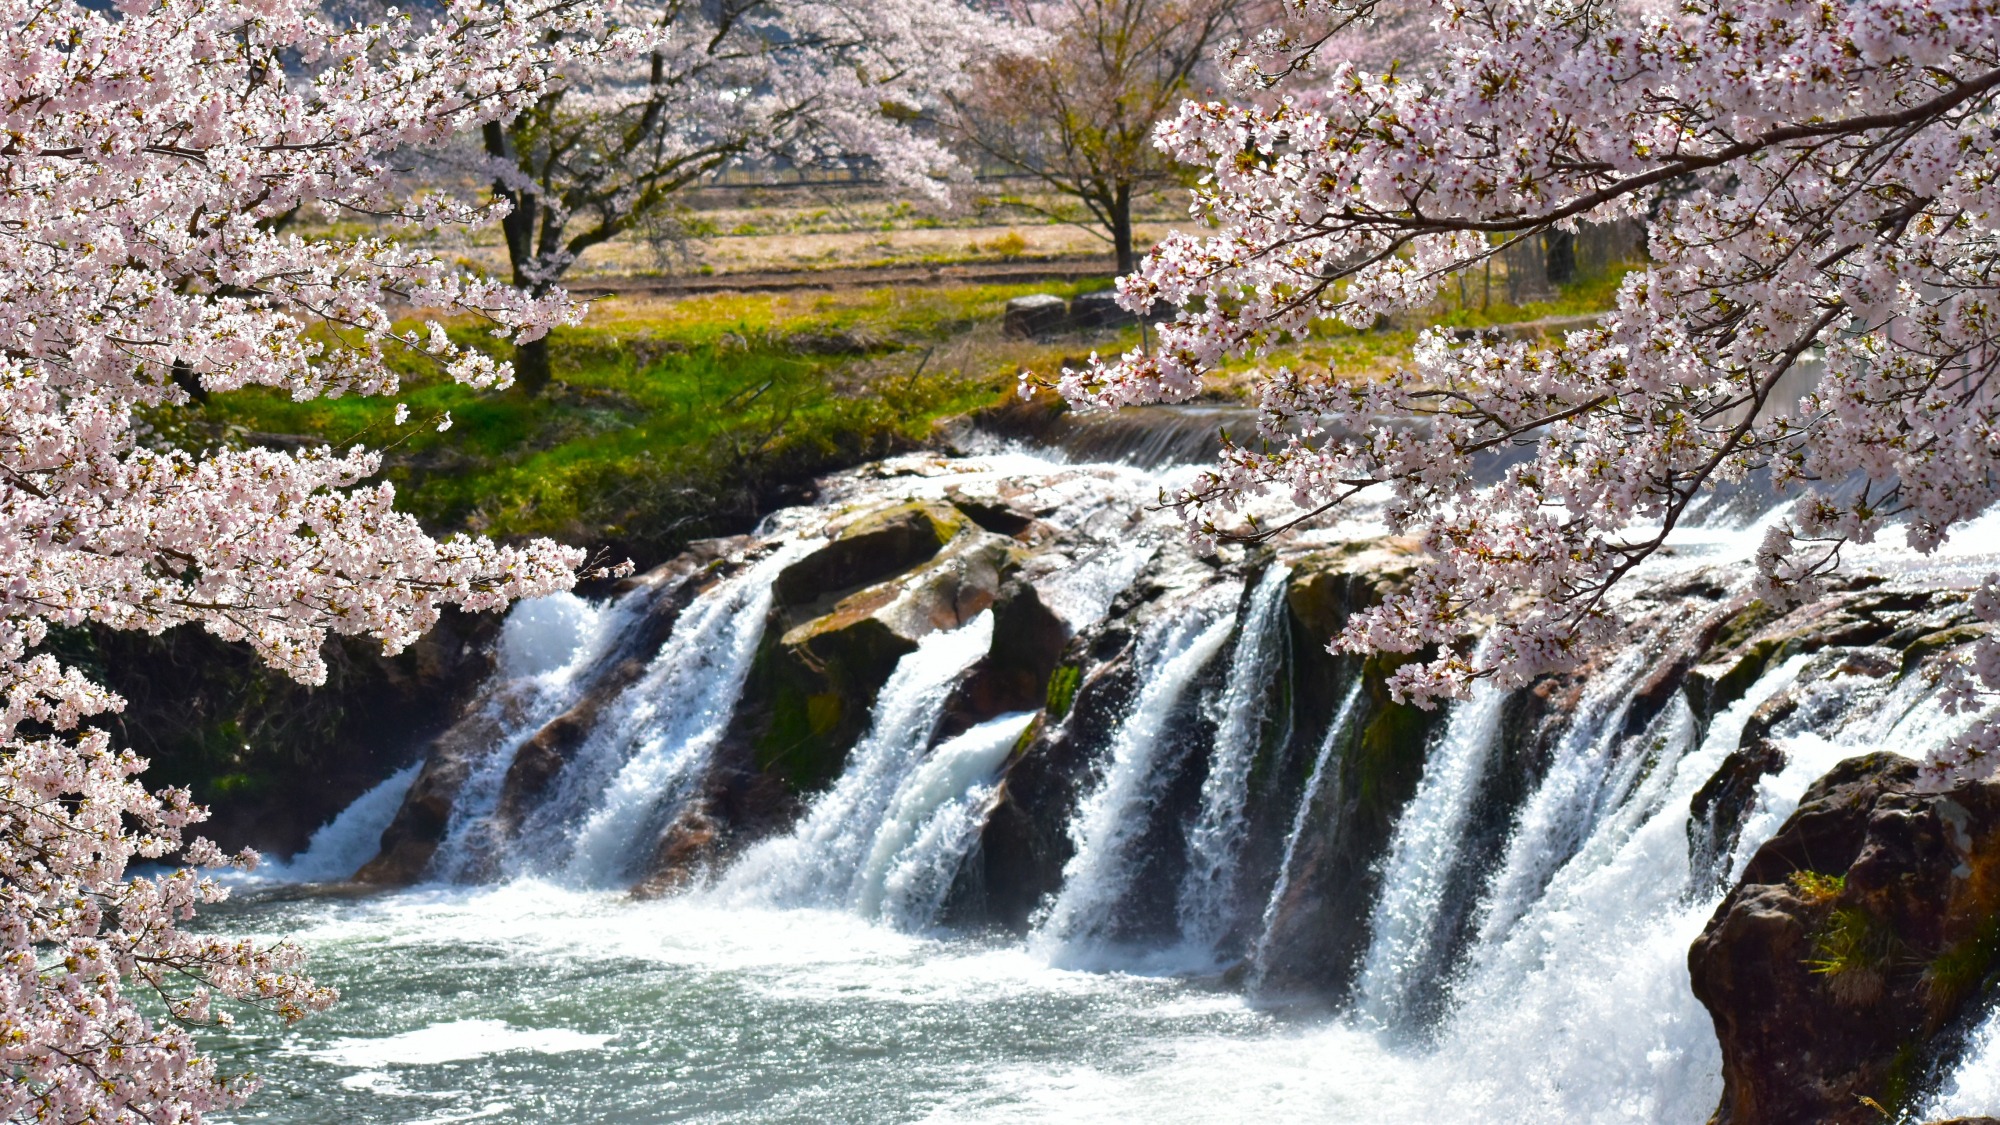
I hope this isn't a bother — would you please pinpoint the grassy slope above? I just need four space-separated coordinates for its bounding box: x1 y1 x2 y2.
155 281 1124 568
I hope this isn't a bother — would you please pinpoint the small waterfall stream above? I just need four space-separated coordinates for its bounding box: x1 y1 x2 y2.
1176 565 1292 960
716 611 997 909
856 710 1036 927
1249 679 1364 987
1353 664 1507 1029
428 590 634 881
1035 588 1241 964
521 541 808 885
1469 648 1651 955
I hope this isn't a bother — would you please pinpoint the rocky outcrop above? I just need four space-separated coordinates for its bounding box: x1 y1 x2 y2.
770 500 963 612
1248 543 1450 999
946 585 1151 930
1690 753 2000 1125
941 577 1070 736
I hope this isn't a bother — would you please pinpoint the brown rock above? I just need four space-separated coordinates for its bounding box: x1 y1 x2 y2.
1690 752 2000 1125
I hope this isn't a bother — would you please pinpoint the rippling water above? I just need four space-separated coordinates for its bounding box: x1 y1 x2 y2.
202 885 1425 1125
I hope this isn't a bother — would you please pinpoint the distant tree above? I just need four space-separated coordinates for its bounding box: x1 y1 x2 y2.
1067 0 2000 781
477 0 1023 394
948 0 1239 274
0 0 613 1117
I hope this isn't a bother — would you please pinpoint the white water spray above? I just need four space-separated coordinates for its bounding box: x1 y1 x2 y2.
1177 564 1292 959
1469 649 1651 953
540 541 810 886
263 764 422 883
429 591 630 881
1036 589 1240 962
717 611 996 908
863 710 1037 928
1353 664 1505 1027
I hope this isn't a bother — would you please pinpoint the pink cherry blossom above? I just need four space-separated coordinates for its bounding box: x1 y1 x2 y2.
0 0 629 1116
1063 0 2000 782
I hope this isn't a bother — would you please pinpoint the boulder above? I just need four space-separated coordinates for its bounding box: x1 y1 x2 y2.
772 500 964 613
1690 753 2000 1125
941 577 1072 736
1069 289 1137 330
1003 293 1068 338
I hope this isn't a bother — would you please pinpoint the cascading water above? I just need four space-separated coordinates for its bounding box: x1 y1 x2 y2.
256 764 422 884
1248 679 1364 988
519 540 808 886
1036 586 1241 964
1175 565 1292 960
427 589 633 882
858 710 1037 927
716 611 997 909
1353 658 1507 1030
213 449 2000 1124
1468 648 1651 953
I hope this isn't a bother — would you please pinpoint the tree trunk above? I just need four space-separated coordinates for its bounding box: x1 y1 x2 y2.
1544 229 1578 287
1110 184 1136 275
514 335 553 397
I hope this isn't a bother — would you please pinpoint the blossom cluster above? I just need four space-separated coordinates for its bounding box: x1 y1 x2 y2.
0 0 620 1115
477 0 1024 294
1063 0 2000 779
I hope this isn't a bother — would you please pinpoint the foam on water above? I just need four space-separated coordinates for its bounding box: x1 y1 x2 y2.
1035 587 1240 964
311 1019 611 1069
715 612 996 910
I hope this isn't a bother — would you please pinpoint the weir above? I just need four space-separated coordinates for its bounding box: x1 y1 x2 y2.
290 446 2000 1122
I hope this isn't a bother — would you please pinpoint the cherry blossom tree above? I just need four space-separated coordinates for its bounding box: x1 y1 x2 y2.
947 0 1240 274
477 0 1024 394
0 0 625 1116
1063 0 2000 778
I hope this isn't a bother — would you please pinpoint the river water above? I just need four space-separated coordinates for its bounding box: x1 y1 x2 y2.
203 884 1437 1125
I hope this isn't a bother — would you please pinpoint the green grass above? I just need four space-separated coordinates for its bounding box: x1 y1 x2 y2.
148 262 1632 568
1219 265 1637 389
153 281 1126 567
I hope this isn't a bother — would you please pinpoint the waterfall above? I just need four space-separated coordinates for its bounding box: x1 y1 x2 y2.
510 541 809 886
716 611 997 908
263 763 422 883
1468 649 1651 953
1176 564 1292 960
1926 1004 2000 1118
859 710 1036 928
429 590 634 881
1353 666 1506 1029
1248 679 1364 987
1036 587 1241 962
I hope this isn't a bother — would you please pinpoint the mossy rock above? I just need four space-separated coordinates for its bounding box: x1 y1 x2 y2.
1902 624 1989 676
1685 637 1781 729
1353 700 1438 833
773 499 966 612
754 612 921 793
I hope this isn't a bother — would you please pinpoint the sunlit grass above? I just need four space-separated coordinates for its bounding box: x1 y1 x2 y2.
157 280 1128 565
